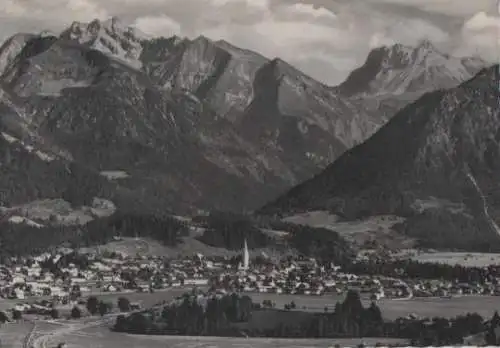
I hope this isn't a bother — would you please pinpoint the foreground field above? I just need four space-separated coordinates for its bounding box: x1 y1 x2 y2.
47 325 407 348
12 289 497 348
0 321 34 348
246 293 500 320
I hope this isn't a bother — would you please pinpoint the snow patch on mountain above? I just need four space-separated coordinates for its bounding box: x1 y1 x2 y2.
36 79 92 96
100 170 130 180
1 131 55 162
8 215 44 228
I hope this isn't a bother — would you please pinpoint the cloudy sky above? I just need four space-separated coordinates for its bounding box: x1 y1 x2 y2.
0 0 498 84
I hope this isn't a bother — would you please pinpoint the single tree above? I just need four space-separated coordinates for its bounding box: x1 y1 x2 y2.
71 306 82 319
114 315 128 332
86 296 99 315
98 301 112 316
12 310 22 321
117 297 131 312
50 308 60 319
0 311 9 323
492 311 500 328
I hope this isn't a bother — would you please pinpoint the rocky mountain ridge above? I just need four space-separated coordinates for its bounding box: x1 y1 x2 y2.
0 17 487 216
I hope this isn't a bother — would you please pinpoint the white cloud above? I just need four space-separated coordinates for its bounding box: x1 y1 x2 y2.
0 0 497 85
369 0 497 17
369 18 450 48
0 0 107 23
132 16 181 37
464 11 500 30
455 11 500 60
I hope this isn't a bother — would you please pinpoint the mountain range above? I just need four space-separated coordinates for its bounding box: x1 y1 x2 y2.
0 17 494 250
261 64 500 251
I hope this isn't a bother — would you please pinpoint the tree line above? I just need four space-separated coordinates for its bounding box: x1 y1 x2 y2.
112 289 500 345
344 258 500 284
0 209 189 257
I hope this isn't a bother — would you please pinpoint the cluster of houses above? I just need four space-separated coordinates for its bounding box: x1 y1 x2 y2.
209 256 413 300
0 248 213 305
1 241 499 317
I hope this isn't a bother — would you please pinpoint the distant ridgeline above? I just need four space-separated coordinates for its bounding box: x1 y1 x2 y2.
112 290 500 345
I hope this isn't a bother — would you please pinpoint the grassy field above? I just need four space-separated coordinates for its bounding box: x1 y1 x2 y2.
49 325 407 348
80 236 286 260
0 321 34 348
407 252 500 267
3 287 498 323
23 289 498 348
282 211 414 249
92 288 189 308
245 293 500 320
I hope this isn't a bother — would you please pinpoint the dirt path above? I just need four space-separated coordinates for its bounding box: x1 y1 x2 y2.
22 321 36 348
31 316 117 348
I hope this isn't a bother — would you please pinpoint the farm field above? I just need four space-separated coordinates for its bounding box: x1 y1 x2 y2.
14 290 498 348
3 288 499 323
0 321 34 348
46 325 407 348
245 293 500 320
407 252 500 267
91 287 189 308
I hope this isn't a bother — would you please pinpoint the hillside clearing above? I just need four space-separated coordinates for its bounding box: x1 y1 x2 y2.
402 251 500 267
282 211 413 248
47 325 407 348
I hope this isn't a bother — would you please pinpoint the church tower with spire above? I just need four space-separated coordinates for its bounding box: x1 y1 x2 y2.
242 238 249 271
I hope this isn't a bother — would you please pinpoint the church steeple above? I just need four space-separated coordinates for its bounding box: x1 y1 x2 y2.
243 238 249 271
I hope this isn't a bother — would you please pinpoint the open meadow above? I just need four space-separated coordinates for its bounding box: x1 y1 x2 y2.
0 321 34 348
43 325 407 348
245 293 500 320
4 289 496 348
407 252 500 267
90 287 189 308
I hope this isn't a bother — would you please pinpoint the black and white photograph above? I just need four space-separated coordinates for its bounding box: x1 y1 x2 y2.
0 0 499 347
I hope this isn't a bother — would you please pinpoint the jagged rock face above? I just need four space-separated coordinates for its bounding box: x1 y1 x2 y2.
0 33 36 77
338 40 485 96
337 40 486 125
142 36 270 122
60 17 144 69
260 66 500 251
240 58 378 177
2 37 107 98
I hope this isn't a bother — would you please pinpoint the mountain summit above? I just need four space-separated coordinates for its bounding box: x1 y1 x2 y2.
338 39 485 96
60 17 146 68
